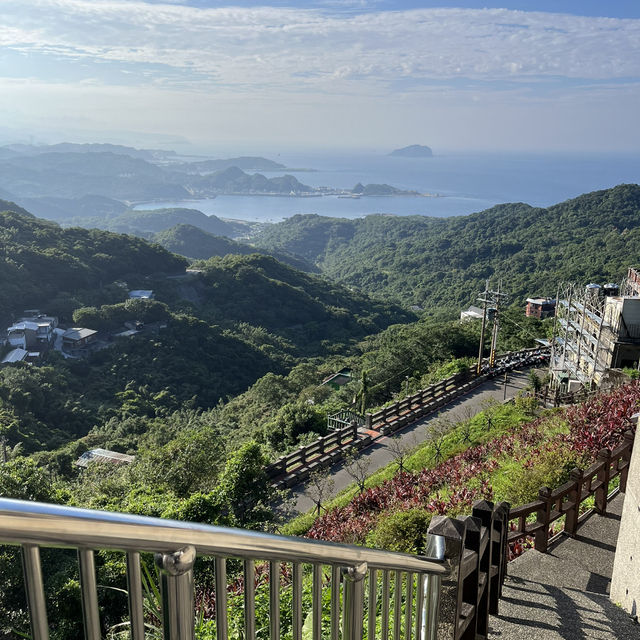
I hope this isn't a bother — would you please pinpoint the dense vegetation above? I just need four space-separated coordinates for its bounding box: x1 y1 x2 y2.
0 205 187 325
253 184 640 309
0 181 630 638
151 224 315 271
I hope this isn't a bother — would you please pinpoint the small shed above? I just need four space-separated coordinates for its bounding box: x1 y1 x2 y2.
76 448 135 468
321 368 353 390
62 328 98 353
1 348 29 364
460 305 484 321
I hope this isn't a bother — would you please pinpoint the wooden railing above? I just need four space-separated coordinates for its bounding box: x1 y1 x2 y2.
365 369 478 433
427 500 510 639
507 429 634 552
366 347 550 434
426 427 635 639
265 421 372 488
265 347 550 489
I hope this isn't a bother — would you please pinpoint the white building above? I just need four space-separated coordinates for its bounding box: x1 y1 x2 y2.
460 305 484 321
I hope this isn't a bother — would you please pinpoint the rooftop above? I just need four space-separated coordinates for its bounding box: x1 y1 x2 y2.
75 448 135 468
128 290 154 299
8 321 40 332
63 327 98 341
1 348 28 364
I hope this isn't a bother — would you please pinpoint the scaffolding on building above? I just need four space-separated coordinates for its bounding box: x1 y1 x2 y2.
549 282 614 391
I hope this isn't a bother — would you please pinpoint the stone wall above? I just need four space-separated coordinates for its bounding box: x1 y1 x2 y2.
610 415 640 620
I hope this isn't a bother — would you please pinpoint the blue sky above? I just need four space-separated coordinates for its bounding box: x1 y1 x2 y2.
136 1 640 18
0 1 639 152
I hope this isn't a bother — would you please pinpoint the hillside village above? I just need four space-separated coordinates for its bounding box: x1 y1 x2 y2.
1 289 155 365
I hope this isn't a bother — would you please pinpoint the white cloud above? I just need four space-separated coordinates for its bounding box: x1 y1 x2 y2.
0 2 639 94
1 1 639 150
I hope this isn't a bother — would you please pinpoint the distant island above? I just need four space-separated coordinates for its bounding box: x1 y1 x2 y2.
389 145 433 158
349 182 420 196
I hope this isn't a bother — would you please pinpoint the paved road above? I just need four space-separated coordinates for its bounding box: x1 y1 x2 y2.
290 369 533 514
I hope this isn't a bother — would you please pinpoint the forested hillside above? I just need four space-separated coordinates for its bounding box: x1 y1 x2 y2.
253 184 640 309
100 207 248 237
150 224 315 271
0 203 415 454
190 254 409 346
0 205 187 324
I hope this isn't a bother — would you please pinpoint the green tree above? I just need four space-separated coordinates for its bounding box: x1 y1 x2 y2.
214 442 274 528
0 457 55 502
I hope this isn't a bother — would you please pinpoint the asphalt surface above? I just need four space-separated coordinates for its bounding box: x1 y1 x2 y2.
489 493 639 639
290 369 533 514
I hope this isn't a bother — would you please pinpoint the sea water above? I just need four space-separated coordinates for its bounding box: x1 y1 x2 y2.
135 150 640 223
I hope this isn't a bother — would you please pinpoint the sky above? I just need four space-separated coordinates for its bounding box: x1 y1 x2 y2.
1 0 639 153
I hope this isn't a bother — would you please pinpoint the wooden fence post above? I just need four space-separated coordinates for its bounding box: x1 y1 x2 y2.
350 420 358 442
471 501 495 638
565 468 583 537
426 516 467 640
459 515 482 640
492 502 510 603
595 448 612 515
534 487 552 553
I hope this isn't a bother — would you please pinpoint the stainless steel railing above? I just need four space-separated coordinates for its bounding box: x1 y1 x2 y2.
0 498 448 640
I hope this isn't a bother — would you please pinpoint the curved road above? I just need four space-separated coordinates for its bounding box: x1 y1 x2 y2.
290 369 534 514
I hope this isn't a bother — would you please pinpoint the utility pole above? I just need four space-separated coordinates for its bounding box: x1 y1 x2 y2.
476 280 490 375
489 280 508 368
476 280 508 372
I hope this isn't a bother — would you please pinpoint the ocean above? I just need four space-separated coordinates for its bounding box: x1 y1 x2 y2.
135 150 640 223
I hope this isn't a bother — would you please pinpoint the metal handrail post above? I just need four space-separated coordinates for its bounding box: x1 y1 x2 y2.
22 544 50 640
342 562 367 640
155 546 196 640
423 534 445 640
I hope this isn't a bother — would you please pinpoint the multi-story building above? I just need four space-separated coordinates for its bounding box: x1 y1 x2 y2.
525 297 556 319
551 270 640 390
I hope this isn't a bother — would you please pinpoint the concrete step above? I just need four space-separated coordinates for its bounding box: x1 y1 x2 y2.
489 494 639 639
489 579 639 639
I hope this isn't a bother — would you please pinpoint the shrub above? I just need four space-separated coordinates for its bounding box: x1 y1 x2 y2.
368 508 432 553
514 393 538 415
491 445 580 506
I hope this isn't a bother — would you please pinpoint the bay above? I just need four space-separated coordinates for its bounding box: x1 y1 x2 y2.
134 150 640 223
